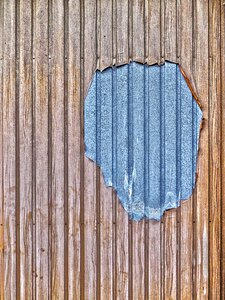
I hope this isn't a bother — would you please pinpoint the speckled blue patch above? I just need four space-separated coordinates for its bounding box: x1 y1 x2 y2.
84 61 202 221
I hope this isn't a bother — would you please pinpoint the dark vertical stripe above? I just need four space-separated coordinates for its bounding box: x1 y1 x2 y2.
160 63 165 214
176 65 181 206
31 0 36 297
64 0 69 298
79 0 85 297
128 62 133 300
112 66 117 300
15 0 20 298
128 63 133 217
47 1 53 297
96 70 101 300
144 63 149 300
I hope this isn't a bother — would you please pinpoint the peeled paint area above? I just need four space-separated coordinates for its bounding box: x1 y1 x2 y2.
84 61 202 221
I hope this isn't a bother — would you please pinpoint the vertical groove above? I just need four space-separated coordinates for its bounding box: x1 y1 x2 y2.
128 63 133 300
144 0 147 62
175 65 178 300
144 64 149 300
176 0 180 61
0 1 4 297
96 71 101 300
47 0 52 298
0 0 3 297
112 67 118 300
112 1 117 298
114 0 118 64
80 0 85 297
64 0 69 298
191 0 196 297
112 0 115 62
160 3 164 298
143 4 148 297
160 63 162 300
15 0 20 298
163 64 166 300
160 0 165 61
208 0 211 297
112 0 117 300
31 0 35 297
128 1 133 298
48 1 51 298
191 74 195 299
176 65 181 300
220 0 223 297
128 0 133 61
96 0 101 299
159 63 162 300
176 1 181 298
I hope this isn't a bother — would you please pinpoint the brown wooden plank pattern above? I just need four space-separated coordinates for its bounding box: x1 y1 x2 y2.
0 0 224 299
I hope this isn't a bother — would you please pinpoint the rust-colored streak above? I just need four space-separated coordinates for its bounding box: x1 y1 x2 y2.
179 64 202 109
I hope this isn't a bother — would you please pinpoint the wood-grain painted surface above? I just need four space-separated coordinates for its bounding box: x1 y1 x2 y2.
0 0 224 299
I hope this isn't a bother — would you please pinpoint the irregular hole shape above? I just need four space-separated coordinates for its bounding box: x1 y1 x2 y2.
84 61 202 221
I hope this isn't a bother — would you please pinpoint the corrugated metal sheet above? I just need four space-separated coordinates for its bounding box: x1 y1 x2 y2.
85 62 202 220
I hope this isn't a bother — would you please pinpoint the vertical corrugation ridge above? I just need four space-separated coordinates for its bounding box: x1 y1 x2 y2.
111 2 116 299
177 59 182 300
128 61 133 300
128 63 132 218
176 64 181 208
96 71 101 165
133 63 145 219
164 62 177 209
191 36 196 298
144 64 148 220
96 68 101 297
112 67 117 187
96 69 101 300
112 66 117 299
144 63 149 300
193 94 197 186
147 64 150 212
160 63 165 216
160 61 165 300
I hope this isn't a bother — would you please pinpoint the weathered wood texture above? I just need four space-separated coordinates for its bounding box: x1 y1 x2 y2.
0 0 223 299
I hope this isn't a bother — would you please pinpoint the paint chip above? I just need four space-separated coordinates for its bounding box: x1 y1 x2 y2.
84 61 202 221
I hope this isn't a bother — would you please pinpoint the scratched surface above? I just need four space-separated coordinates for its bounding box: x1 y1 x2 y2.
0 0 224 299
85 62 202 220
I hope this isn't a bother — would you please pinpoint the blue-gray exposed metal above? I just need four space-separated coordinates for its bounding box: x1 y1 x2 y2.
84 61 202 221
